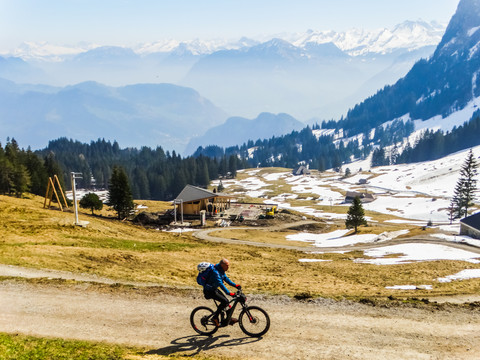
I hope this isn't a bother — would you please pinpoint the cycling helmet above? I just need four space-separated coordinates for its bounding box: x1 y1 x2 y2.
197 262 211 272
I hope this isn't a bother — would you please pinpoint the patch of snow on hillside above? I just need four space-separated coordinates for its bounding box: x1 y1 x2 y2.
469 41 480 60
468 26 480 37
272 193 298 200
363 195 450 222
211 179 237 189
355 243 480 265
163 228 196 233
366 145 480 200
342 156 372 173
414 96 480 132
247 147 258 159
238 176 267 189
385 219 423 224
233 175 271 198
437 269 480 283
437 224 460 232
263 172 289 181
287 229 407 248
432 233 480 248
285 175 344 205
312 129 336 140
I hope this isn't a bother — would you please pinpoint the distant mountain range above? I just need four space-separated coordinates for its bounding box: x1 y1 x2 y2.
184 112 305 155
0 79 227 151
7 20 445 60
0 20 446 120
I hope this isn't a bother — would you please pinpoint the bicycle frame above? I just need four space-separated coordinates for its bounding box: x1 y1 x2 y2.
213 289 247 326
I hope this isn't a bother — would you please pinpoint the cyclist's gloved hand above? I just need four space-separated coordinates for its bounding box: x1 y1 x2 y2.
235 284 241 289
229 292 235 297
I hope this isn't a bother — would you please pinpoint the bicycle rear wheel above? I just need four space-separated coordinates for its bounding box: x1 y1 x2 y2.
239 306 270 337
190 306 219 336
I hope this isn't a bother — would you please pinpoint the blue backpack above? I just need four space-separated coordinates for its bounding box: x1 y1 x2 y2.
197 264 214 286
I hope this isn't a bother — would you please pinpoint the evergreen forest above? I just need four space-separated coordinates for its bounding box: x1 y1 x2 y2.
1 110 480 202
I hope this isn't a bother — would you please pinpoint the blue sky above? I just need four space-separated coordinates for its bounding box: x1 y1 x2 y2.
0 0 460 51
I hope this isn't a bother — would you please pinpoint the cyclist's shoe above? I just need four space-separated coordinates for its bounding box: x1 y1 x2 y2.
212 317 220 327
229 318 238 325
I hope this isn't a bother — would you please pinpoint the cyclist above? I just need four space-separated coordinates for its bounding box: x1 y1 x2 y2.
199 258 241 327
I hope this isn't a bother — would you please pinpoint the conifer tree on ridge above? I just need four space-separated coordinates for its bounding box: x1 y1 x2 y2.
449 149 478 219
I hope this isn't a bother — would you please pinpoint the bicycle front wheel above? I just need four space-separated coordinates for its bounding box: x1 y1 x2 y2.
190 306 219 336
239 306 270 337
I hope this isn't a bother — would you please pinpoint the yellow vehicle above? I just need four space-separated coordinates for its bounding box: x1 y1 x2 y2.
266 206 277 218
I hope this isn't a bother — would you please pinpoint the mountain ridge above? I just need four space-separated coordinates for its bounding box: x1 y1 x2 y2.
0 80 227 152
4 20 444 60
184 112 305 155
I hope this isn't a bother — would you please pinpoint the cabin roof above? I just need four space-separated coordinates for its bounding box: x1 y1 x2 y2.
174 184 232 203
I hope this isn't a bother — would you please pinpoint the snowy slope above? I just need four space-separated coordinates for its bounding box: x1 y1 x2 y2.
215 145 480 223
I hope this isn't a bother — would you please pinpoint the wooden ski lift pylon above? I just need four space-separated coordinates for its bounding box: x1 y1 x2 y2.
44 175 68 211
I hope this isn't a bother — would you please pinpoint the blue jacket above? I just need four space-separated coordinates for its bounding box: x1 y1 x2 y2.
204 263 237 294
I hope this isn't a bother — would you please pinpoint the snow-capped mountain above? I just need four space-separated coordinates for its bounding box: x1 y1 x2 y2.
8 41 97 62
4 20 444 61
291 20 445 56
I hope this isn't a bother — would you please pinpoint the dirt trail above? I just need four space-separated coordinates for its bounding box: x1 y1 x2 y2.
193 220 318 250
1 279 480 359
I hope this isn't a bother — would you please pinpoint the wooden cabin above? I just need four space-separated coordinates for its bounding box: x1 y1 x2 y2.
345 191 375 203
174 184 233 216
293 165 311 176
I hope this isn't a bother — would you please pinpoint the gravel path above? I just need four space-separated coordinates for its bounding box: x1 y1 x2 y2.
1 280 480 359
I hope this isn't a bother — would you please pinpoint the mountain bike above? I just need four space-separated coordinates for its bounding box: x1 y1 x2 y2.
190 288 270 337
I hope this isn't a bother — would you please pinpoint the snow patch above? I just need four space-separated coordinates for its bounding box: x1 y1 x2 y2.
355 244 480 265
468 26 480 37
287 229 408 248
437 269 480 283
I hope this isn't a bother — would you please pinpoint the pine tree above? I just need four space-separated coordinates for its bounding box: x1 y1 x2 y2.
107 166 134 219
11 164 30 197
449 149 478 219
343 168 351 178
345 196 368 233
79 192 103 215
228 155 237 178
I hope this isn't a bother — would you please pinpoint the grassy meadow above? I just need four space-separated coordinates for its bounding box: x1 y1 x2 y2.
1 193 480 301
0 332 229 360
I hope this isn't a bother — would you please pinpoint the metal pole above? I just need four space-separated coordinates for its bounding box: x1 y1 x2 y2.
181 201 184 224
174 201 177 223
71 172 82 226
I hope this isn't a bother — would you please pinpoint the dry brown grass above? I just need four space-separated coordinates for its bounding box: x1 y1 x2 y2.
208 228 313 247
1 194 480 301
